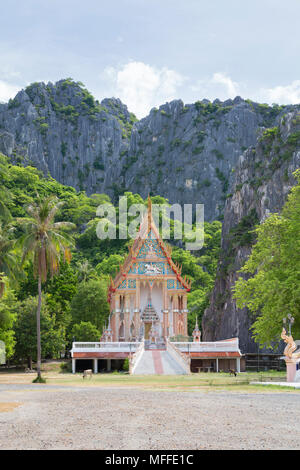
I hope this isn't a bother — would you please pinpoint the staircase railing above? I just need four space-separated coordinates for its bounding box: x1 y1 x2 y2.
130 339 145 374
166 338 191 374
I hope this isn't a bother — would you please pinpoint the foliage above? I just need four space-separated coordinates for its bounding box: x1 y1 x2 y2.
14 296 65 362
96 254 125 278
228 209 259 248
233 171 300 347
123 357 129 372
0 222 20 296
0 282 18 358
71 321 100 342
70 278 110 331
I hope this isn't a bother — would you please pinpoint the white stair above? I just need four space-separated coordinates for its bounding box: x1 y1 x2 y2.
132 350 188 375
161 350 187 375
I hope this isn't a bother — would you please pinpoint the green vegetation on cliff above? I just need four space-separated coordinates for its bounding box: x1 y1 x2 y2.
233 171 300 346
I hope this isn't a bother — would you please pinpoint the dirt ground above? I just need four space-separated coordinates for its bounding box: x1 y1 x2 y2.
0 382 300 450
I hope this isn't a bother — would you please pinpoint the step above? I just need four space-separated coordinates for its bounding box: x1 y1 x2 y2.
132 350 188 375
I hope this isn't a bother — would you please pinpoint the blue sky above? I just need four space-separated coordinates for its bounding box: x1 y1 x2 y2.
1 0 300 117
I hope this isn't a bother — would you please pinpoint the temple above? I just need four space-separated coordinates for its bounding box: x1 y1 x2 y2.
71 198 244 374
106 196 190 343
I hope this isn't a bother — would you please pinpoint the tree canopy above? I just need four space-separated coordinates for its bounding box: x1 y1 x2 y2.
233 170 300 347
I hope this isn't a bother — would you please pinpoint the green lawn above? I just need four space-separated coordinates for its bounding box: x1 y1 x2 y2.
1 366 294 393
41 369 293 393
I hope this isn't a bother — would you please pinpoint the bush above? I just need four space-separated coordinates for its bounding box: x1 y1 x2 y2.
123 358 129 372
60 361 72 373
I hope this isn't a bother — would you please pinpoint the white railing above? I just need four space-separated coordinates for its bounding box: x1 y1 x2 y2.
72 342 141 353
172 340 240 353
166 338 191 374
130 340 145 374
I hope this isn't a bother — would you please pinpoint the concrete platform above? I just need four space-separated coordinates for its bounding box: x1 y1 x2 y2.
251 381 300 389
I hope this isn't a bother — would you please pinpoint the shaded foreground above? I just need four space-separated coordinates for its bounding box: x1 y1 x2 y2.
0 376 300 449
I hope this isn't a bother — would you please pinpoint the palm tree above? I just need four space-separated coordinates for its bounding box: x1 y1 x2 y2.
0 198 11 222
0 222 18 297
19 195 75 382
75 259 97 282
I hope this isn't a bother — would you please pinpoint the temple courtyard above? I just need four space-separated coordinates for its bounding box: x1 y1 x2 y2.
0 371 300 450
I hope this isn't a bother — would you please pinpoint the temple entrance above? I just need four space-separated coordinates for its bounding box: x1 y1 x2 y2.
144 322 152 340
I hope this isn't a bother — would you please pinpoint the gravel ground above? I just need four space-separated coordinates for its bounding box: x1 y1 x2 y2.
0 384 300 450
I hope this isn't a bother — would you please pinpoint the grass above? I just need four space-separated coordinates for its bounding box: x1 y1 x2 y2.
0 368 295 393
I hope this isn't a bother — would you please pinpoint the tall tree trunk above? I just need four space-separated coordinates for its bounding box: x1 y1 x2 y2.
36 274 42 379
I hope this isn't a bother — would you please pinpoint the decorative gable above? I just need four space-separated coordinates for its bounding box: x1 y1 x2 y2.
137 231 166 260
108 196 192 302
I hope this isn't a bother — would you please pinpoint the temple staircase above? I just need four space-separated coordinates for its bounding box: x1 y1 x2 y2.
131 344 189 375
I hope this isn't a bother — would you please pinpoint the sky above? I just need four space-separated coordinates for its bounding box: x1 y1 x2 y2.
0 0 300 118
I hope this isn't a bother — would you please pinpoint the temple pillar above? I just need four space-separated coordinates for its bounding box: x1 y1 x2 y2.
163 310 169 338
114 296 121 341
72 358 76 374
133 309 139 341
183 294 187 310
124 294 130 340
93 358 98 374
182 295 188 336
133 280 140 340
236 357 241 373
135 279 140 309
162 280 168 338
107 359 111 372
183 312 187 336
115 311 120 341
173 295 179 336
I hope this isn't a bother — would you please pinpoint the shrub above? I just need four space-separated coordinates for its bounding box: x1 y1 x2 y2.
60 361 72 373
123 358 129 372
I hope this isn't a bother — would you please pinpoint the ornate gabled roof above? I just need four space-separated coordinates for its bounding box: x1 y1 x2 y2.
107 196 192 302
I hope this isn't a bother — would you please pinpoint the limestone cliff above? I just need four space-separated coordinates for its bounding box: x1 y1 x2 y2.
202 110 300 352
0 78 297 221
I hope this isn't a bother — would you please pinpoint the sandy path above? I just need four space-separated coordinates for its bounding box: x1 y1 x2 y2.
0 384 299 450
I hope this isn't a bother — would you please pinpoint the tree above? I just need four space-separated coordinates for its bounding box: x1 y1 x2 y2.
14 296 65 369
0 223 19 298
96 254 125 278
0 155 12 222
75 259 97 282
0 280 18 359
71 321 100 342
70 278 109 331
18 195 74 382
233 171 300 347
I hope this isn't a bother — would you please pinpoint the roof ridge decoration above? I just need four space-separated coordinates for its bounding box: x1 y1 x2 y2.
107 197 192 300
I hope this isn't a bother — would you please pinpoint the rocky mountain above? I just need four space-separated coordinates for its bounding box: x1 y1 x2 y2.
0 78 299 352
202 110 300 352
0 78 298 221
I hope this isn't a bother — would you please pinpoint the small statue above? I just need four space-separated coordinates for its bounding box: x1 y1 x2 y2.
281 328 300 359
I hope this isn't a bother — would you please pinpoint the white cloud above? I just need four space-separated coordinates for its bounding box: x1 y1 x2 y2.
0 80 19 103
261 80 300 104
103 61 186 118
190 72 242 102
211 73 239 98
